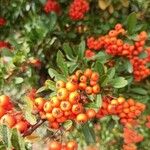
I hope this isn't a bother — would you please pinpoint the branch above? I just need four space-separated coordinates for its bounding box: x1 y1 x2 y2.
23 119 46 137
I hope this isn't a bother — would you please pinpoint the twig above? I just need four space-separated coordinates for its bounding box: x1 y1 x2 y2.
23 119 46 137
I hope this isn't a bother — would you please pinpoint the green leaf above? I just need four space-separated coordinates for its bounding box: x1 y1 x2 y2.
63 43 74 60
0 125 12 149
82 123 96 144
126 12 137 34
11 129 26 150
94 61 105 76
23 97 37 125
36 86 47 93
0 141 6 150
56 51 68 77
69 63 79 74
49 12 57 32
15 77 24 84
124 60 133 73
130 87 148 95
78 40 86 60
48 68 66 81
62 120 73 130
111 77 128 88
45 79 56 91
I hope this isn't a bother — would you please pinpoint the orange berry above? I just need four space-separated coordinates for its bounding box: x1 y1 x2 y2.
57 88 69 101
75 70 83 77
134 110 141 116
69 91 80 104
90 80 97 86
0 95 11 107
46 113 55 122
66 82 78 92
123 108 130 114
48 141 61 150
68 75 78 83
130 106 136 112
123 102 129 108
84 69 92 78
51 97 60 107
39 111 46 119
115 23 122 30
56 116 67 123
91 72 99 81
50 122 60 129
127 99 135 106
111 99 118 105
64 111 72 117
56 80 66 89
92 84 100 94
66 140 78 150
52 108 63 118
78 82 87 90
120 118 127 125
80 75 87 83
119 112 126 118
72 103 83 115
60 101 71 111
44 101 53 113
86 109 96 119
76 113 88 124
0 114 16 128
128 112 135 119
0 107 6 118
117 97 125 104
85 86 93 95
14 121 28 133
34 97 45 111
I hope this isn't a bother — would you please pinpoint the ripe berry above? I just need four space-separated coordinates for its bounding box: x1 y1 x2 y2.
0 114 16 128
69 91 80 104
86 109 96 119
57 88 69 100
72 103 83 115
14 121 28 133
84 68 92 78
48 141 61 150
56 80 66 89
34 97 45 111
51 97 60 107
44 101 53 113
46 113 55 122
66 82 78 92
85 86 92 95
0 107 6 118
76 113 88 124
91 72 99 81
0 95 11 107
92 84 100 94
60 101 71 111
52 108 63 118
66 140 78 150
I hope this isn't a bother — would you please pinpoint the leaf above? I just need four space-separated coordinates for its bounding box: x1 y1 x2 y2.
49 12 57 32
130 87 148 95
98 0 111 10
78 40 86 60
48 68 66 81
62 120 73 131
11 129 26 150
94 61 105 76
126 12 137 34
82 123 96 144
15 77 24 84
23 97 37 125
56 51 68 77
36 86 47 93
69 63 79 74
111 77 128 88
45 79 56 91
124 60 133 73
63 43 74 60
0 125 12 149
0 141 6 150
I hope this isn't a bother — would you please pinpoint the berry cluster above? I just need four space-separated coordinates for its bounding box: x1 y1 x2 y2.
96 97 145 125
123 127 143 150
0 95 30 133
69 0 89 20
44 0 61 14
48 140 78 150
130 57 150 81
32 69 99 129
0 17 6 26
86 24 150 81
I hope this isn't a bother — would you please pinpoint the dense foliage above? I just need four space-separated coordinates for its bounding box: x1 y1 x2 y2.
0 0 150 150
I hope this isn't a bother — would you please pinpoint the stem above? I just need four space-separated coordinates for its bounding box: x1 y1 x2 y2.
23 119 46 137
